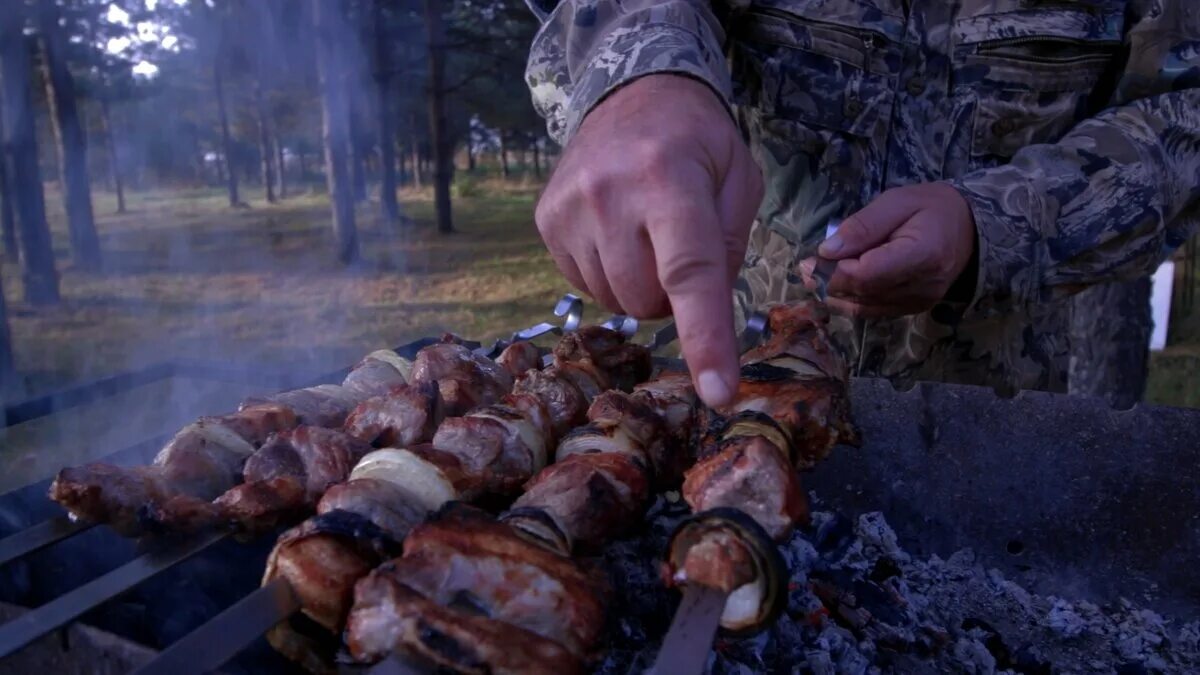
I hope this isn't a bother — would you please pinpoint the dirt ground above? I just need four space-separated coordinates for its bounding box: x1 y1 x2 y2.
1 182 1196 408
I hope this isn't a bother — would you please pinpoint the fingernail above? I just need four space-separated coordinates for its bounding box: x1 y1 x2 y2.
697 369 733 407
798 259 815 277
818 235 844 257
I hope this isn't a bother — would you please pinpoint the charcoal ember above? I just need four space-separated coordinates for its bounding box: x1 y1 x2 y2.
592 508 1200 675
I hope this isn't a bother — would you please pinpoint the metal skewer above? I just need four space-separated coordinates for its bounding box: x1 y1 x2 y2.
0 515 93 568
647 585 727 675
0 529 226 659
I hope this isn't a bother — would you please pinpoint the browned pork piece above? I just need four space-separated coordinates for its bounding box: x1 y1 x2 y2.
343 381 444 448
147 426 376 533
346 504 604 674
49 403 300 535
495 339 541 378
552 324 653 392
261 327 651 673
668 302 859 636
409 337 515 416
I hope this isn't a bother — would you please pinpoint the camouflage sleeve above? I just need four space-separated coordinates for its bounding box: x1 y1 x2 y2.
952 4 1200 320
524 1 732 146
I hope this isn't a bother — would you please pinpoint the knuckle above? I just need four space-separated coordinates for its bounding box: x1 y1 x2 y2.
658 254 721 295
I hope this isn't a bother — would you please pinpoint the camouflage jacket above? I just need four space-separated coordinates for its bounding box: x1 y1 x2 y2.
524 0 1200 393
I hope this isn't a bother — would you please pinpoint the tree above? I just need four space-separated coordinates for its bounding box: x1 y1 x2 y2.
424 0 452 233
36 0 102 270
0 5 60 305
1069 278 1154 409
312 0 359 262
372 0 402 228
0 96 17 262
98 93 126 214
0 268 14 393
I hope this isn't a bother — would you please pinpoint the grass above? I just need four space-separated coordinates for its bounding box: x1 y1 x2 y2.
1 179 1197 409
2 179 568 402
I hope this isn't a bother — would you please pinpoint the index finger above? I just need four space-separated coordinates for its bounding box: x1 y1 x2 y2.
645 198 739 408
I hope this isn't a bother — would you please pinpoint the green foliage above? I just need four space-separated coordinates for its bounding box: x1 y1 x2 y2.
452 172 485 199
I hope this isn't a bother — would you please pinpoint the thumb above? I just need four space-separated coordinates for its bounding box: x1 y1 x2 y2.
648 197 740 409
819 189 921 260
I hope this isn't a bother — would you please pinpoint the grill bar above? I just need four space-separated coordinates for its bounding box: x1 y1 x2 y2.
0 515 93 568
0 529 226 659
130 577 299 675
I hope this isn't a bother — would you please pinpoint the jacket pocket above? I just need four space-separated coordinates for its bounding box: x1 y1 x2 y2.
734 6 897 139
951 5 1124 165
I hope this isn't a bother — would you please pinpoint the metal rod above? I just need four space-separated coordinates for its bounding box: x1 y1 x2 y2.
131 577 299 675
0 530 226 660
0 515 93 568
648 585 727 675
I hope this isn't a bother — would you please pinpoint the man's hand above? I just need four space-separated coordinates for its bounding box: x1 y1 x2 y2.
797 183 977 318
535 74 763 407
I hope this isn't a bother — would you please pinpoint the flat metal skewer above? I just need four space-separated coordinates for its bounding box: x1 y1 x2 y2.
131 577 300 675
648 585 728 675
0 529 226 659
0 515 94 568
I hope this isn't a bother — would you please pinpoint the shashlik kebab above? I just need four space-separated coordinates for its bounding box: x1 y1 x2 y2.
343 370 698 675
46 335 540 537
258 328 653 673
345 303 857 675
661 302 859 642
142 337 544 535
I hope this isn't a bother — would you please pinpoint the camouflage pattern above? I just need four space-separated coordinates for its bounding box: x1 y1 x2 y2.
525 0 1200 394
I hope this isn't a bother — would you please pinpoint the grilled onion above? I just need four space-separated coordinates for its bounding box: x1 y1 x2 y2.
349 448 458 513
665 508 787 636
362 349 413 382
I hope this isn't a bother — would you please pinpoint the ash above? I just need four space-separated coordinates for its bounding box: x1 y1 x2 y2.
593 496 1200 674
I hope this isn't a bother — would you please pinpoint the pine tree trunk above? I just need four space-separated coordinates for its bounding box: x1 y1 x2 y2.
372 0 400 228
0 13 59 305
313 0 359 263
397 140 407 186
532 139 541 179
0 267 14 393
0 98 17 262
499 132 509 179
98 96 125 214
273 129 286 198
213 56 240 207
253 79 277 203
423 0 453 233
1068 277 1154 409
37 2 100 270
348 94 368 204
467 144 476 172
410 128 422 188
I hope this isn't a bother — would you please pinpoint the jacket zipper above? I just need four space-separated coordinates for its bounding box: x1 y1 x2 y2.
975 34 1120 65
748 7 888 70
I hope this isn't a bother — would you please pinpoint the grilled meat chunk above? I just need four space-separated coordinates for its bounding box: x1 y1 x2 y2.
202 402 299 446
682 435 810 541
343 382 444 448
245 384 362 429
409 341 513 416
352 504 605 660
512 367 588 439
50 419 257 534
552 325 652 392
431 416 533 496
508 452 649 552
495 340 541 378
631 372 697 485
346 580 580 675
145 426 374 533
